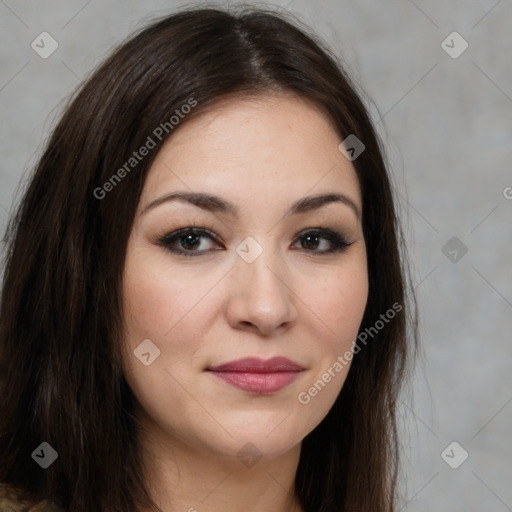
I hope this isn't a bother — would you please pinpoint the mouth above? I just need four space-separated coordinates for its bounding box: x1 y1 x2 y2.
206 357 305 394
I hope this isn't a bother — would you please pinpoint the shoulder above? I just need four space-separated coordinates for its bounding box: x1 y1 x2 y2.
0 483 64 511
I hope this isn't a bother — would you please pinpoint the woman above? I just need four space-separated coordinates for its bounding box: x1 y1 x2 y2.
0 6 417 512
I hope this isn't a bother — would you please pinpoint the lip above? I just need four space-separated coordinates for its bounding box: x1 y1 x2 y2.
207 357 305 394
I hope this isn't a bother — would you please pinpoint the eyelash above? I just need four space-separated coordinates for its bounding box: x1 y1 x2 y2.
156 226 353 258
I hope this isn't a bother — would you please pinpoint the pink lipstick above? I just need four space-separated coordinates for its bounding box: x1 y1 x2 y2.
207 357 304 394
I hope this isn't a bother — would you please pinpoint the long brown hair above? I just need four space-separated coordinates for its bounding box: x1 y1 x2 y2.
0 6 417 511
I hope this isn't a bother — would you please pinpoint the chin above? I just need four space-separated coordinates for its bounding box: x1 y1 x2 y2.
199 414 306 460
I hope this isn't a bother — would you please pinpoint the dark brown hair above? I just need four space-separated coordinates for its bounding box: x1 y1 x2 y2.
0 5 417 512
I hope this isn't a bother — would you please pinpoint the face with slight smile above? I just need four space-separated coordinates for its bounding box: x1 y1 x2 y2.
121 94 368 463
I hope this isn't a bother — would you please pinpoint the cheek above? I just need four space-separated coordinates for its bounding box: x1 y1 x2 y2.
332 272 368 344
122 250 218 350
120 248 230 405
301 261 369 351
120 251 214 427
293 259 368 420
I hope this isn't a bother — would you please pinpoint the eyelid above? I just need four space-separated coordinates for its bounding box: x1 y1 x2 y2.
159 226 219 241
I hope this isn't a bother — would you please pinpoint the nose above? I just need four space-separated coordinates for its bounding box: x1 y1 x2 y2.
224 246 298 337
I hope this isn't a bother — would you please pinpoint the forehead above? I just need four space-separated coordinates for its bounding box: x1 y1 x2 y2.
140 94 362 215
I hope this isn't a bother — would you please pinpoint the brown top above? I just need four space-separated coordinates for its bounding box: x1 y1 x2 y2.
0 483 64 512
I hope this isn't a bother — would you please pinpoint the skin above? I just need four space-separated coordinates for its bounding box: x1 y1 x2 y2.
121 93 368 512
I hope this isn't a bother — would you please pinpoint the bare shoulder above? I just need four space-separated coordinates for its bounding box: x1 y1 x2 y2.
0 483 64 511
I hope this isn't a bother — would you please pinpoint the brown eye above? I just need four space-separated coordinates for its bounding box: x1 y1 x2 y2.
157 227 222 257
180 233 202 250
300 233 321 250
292 228 352 254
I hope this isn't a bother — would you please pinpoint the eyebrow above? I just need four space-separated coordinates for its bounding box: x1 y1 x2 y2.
141 190 361 220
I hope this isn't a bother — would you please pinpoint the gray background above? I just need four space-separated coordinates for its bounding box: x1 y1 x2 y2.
1 0 511 510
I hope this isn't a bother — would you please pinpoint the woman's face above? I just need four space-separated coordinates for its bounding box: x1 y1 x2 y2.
121 94 368 462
